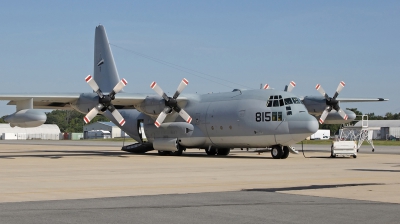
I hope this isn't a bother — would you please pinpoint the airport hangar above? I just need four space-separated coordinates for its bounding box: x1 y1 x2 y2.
0 123 60 140
351 120 400 140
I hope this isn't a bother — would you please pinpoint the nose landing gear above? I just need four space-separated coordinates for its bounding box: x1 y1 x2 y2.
271 145 289 159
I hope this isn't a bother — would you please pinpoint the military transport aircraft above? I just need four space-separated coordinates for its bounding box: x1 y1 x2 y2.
0 25 388 159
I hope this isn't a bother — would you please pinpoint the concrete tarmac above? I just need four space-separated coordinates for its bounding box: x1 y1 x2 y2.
1 141 400 223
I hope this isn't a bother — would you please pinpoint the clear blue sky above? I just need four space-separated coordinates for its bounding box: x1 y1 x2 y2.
0 0 398 116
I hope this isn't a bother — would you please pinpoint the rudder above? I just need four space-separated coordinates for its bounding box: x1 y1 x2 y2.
93 25 121 92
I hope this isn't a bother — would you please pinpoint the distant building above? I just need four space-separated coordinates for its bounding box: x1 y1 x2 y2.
83 122 126 139
351 120 400 140
0 124 61 140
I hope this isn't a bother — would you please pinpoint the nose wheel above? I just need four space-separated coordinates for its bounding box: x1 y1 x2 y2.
271 145 289 159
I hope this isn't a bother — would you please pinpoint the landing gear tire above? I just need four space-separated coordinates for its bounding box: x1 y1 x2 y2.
205 148 217 155
217 148 230 156
271 145 283 159
281 146 289 159
171 145 185 156
158 151 171 156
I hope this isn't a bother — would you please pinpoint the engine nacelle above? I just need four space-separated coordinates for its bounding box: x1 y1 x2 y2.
4 109 46 128
135 96 165 117
322 109 356 124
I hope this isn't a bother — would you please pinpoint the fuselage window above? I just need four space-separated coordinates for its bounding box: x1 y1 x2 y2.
286 106 291 110
277 112 282 121
287 111 292 116
284 98 293 105
272 112 277 121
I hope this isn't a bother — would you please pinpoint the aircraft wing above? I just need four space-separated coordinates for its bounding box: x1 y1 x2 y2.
0 92 187 110
300 96 388 102
335 97 388 102
0 93 81 109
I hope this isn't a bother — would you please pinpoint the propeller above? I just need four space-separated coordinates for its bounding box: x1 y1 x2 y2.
84 75 128 126
315 81 348 124
285 81 296 92
150 78 192 128
262 81 296 92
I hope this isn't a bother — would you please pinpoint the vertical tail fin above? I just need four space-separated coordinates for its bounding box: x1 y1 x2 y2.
93 25 121 92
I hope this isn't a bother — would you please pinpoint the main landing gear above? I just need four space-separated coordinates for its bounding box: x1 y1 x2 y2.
205 147 231 156
271 145 289 159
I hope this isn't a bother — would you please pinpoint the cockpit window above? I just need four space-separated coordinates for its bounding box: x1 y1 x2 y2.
274 95 279 99
266 100 272 107
273 100 279 107
292 97 301 104
279 99 284 106
284 98 293 105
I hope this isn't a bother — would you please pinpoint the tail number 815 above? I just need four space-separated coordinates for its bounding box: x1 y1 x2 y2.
255 112 271 122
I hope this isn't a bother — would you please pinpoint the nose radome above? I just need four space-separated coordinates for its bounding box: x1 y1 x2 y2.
288 112 319 135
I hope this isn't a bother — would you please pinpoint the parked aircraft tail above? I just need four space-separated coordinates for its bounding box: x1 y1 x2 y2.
93 25 121 93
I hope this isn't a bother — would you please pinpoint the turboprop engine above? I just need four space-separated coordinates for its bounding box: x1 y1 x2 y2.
4 109 46 128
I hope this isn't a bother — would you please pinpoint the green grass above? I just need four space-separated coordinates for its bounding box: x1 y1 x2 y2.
299 140 400 146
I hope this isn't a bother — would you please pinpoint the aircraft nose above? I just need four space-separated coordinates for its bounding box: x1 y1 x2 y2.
287 112 319 135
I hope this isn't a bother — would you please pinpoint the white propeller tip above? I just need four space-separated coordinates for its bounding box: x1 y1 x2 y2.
340 81 345 87
84 116 90 124
186 117 192 123
290 81 296 87
263 84 269 89
122 78 128 86
150 82 157 89
154 121 161 128
85 75 92 83
315 84 321 90
319 118 324 124
119 119 126 126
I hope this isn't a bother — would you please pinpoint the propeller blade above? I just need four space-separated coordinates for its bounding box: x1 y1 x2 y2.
85 75 104 98
315 84 329 100
333 81 345 99
84 105 102 124
263 84 270 89
286 81 296 92
110 108 126 126
112 78 128 95
150 81 169 101
154 110 168 128
337 109 349 121
318 109 330 124
173 78 189 99
178 109 192 123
